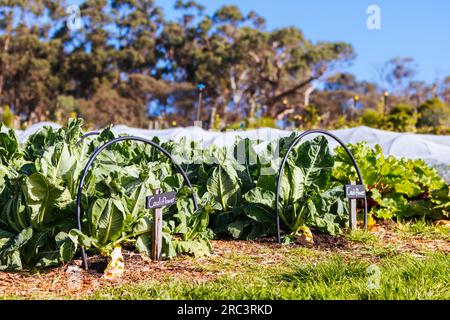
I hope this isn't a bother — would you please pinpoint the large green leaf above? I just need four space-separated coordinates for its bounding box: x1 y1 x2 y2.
0 227 33 271
131 216 153 236
0 124 21 165
2 191 29 232
244 187 276 209
279 159 304 203
226 220 250 239
207 163 241 210
135 233 152 256
55 231 77 262
295 136 334 190
23 173 72 230
96 199 126 246
21 229 51 266
40 143 77 184
242 204 274 224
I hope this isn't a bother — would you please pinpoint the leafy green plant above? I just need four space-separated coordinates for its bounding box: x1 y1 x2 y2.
264 136 348 237
196 135 349 241
1 118 448 271
0 119 211 270
1 120 84 270
333 142 449 220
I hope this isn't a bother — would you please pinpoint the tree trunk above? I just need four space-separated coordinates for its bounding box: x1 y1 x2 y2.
0 34 10 98
304 83 316 106
265 76 317 118
209 106 216 130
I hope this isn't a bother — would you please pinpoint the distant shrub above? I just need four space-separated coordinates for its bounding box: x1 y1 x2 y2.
360 108 384 128
385 104 417 132
417 98 450 134
0 105 15 128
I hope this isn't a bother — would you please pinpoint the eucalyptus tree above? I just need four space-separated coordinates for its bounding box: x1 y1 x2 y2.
1 0 354 128
157 2 354 125
0 0 64 121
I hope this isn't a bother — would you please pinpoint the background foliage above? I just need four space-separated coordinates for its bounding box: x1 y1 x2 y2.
0 1 449 132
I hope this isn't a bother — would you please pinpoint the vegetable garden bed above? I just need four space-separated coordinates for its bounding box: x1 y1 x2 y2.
0 119 448 277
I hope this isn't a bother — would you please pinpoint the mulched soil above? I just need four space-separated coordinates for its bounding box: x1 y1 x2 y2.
0 221 448 299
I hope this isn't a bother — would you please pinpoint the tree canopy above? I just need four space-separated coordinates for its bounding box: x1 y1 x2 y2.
0 1 449 133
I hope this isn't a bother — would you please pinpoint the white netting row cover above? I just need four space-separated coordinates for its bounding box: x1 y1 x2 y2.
14 122 450 165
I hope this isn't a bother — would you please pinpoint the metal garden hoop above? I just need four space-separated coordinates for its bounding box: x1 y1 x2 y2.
76 131 100 146
75 136 198 270
275 129 368 243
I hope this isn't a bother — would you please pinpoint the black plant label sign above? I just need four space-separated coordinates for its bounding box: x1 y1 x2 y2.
146 192 177 209
345 184 366 199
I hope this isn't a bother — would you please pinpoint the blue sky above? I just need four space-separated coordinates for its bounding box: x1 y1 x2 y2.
69 0 450 85
162 0 450 84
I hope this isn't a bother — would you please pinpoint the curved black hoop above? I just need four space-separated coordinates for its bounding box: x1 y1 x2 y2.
76 136 199 269
275 129 368 243
76 131 100 146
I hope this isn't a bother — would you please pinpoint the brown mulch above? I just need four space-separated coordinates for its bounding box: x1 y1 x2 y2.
369 222 450 255
0 222 448 299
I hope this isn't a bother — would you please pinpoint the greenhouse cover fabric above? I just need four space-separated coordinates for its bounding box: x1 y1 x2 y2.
14 123 450 165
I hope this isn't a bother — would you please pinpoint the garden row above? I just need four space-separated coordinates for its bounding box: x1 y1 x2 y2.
0 119 448 270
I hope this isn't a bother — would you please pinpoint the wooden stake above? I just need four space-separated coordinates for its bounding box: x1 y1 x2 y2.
349 181 357 230
152 189 163 261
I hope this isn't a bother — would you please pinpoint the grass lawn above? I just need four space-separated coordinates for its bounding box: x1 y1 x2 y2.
1 221 449 300
90 251 448 300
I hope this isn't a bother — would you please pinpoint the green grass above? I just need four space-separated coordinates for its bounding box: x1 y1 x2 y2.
395 219 450 240
345 229 379 244
89 252 449 300
2 221 449 300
